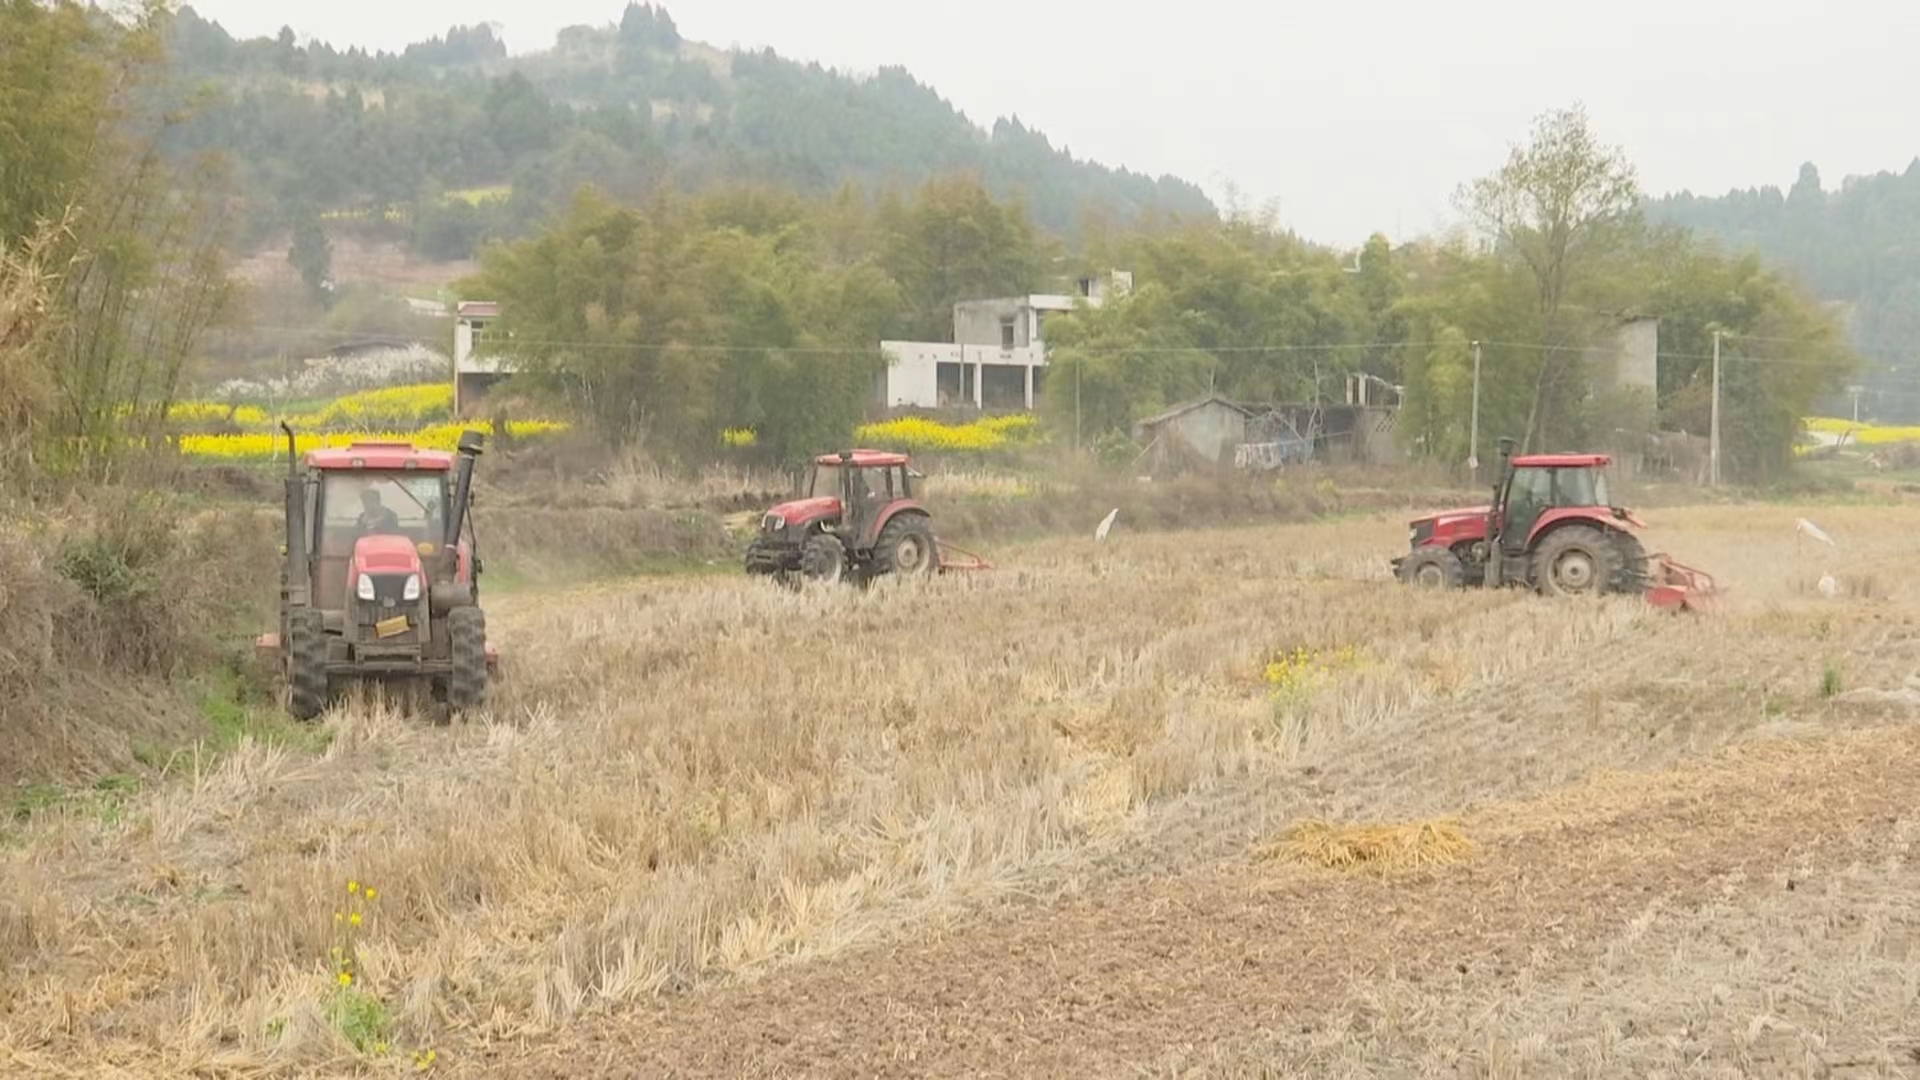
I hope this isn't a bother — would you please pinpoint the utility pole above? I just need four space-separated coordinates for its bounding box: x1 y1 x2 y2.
1849 384 1865 424
1468 339 1483 484
1074 360 1082 454
1709 329 1722 486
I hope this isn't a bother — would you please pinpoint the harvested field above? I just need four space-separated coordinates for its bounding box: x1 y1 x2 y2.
5 500 1920 1077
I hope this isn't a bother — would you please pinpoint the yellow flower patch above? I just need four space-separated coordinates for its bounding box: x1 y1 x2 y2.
853 413 1041 453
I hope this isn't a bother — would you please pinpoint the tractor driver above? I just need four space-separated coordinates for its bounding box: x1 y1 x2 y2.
356 487 402 535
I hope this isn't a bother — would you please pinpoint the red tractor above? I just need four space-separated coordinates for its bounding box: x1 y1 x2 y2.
744 448 988 586
256 424 498 720
1393 437 1716 610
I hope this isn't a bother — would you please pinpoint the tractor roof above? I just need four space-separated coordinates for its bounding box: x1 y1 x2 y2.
306 440 456 471
815 449 909 467
1512 453 1611 468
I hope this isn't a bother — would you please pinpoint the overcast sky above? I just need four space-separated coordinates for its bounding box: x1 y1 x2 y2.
183 0 1916 247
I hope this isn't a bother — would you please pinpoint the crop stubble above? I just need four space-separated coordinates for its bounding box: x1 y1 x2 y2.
3 502 1918 1077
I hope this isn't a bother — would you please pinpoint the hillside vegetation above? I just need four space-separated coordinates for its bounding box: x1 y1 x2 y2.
1649 161 1920 419
157 2 1216 259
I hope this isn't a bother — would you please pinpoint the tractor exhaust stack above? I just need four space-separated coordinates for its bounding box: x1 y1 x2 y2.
444 429 485 549
280 421 310 608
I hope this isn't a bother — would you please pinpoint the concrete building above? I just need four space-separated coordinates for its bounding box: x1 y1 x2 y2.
1585 315 1659 434
873 341 1048 410
878 271 1132 410
452 301 517 416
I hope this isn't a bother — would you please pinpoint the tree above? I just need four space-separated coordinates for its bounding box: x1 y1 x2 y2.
0 0 112 245
1634 233 1857 481
1455 103 1640 451
288 210 333 302
463 186 894 464
0 0 235 474
879 173 1046 341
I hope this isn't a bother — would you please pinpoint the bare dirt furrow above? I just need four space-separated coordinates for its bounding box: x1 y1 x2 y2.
464 723 1920 1079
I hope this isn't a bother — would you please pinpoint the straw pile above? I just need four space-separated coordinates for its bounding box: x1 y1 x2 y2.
1257 817 1475 872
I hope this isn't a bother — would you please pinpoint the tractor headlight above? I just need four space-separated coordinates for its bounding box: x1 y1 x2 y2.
402 574 421 601
356 574 376 601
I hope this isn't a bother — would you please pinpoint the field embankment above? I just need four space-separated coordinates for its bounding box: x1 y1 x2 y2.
0 492 280 788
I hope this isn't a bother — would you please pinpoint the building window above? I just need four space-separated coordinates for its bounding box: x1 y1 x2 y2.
999 316 1016 350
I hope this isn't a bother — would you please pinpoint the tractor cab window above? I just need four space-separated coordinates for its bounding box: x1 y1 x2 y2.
807 463 842 499
1552 467 1610 508
1502 467 1553 546
855 466 891 501
316 471 447 555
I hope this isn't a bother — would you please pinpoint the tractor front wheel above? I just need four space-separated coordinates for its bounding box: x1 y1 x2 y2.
447 606 489 713
285 607 329 721
1532 525 1624 597
800 533 846 585
1397 546 1465 589
872 514 937 579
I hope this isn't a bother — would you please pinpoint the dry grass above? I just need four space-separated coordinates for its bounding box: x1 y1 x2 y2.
5 497 1920 1075
1257 817 1474 872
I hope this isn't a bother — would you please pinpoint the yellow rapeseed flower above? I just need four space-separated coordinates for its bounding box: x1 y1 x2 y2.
1803 417 1920 445
338 972 353 986
177 420 571 461
348 880 359 895
852 414 1042 454
300 383 456 429
364 887 377 901
349 912 362 927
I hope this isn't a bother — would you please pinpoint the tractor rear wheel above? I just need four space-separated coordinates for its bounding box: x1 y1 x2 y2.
799 533 846 585
872 514 937 578
1397 546 1465 589
447 606 489 713
1532 525 1624 597
1611 532 1651 593
286 607 329 721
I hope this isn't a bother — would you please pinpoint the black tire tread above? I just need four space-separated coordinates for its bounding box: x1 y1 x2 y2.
1531 524 1625 597
800 532 846 583
871 513 936 578
1397 546 1465 589
447 606 489 712
286 607 329 721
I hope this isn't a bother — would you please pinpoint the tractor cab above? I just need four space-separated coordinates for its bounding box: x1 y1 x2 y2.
1490 450 1628 556
306 465 452 615
801 450 917 536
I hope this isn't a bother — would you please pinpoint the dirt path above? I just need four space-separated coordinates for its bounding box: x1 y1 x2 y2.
457 723 1920 1078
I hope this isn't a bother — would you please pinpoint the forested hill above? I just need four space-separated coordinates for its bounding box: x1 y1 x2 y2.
1647 160 1920 418
158 3 1216 260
